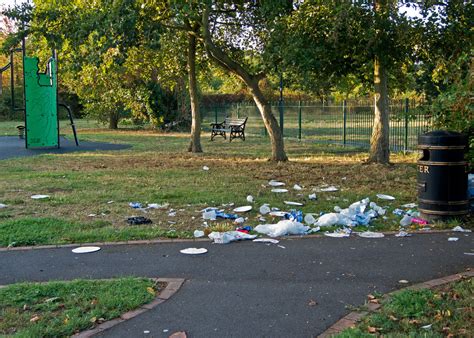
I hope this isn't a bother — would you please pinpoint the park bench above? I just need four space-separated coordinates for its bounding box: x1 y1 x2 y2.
210 117 248 142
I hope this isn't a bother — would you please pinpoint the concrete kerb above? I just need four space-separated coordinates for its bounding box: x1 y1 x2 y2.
0 229 457 252
70 277 185 338
317 270 474 338
0 277 184 338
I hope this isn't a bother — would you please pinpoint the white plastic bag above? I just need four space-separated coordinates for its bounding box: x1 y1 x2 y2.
254 220 310 237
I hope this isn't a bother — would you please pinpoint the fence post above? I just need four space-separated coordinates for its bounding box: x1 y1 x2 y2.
343 99 347 146
298 100 302 140
404 98 409 154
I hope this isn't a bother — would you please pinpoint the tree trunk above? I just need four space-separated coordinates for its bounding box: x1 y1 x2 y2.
201 4 287 161
186 32 203 153
109 111 119 129
368 56 390 164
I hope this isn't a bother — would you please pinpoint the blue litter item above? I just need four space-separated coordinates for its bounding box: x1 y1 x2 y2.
355 213 371 226
393 209 405 216
215 211 238 220
285 210 304 223
238 226 252 232
129 202 142 209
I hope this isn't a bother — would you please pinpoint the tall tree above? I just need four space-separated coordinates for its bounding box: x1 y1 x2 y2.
200 1 290 161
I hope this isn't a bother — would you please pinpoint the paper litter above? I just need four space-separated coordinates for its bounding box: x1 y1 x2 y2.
180 248 207 255
259 204 271 215
402 203 417 208
31 194 50 199
129 202 143 209
202 166 209 171
254 220 310 237
376 194 395 200
268 180 285 187
253 238 279 244
0 203 7 208
72 246 101 254
395 231 411 237
293 184 302 190
320 186 338 192
452 226 472 233
308 193 317 200
194 230 205 238
246 195 254 203
358 231 385 238
208 231 257 244
448 237 459 242
147 203 169 209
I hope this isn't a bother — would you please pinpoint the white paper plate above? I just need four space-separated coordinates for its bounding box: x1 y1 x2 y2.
376 194 395 200
324 232 350 238
284 201 304 206
233 205 252 213
269 211 288 217
72 246 101 254
31 194 50 199
358 231 385 238
271 188 288 193
253 238 279 244
320 186 338 192
180 248 208 255
268 181 285 187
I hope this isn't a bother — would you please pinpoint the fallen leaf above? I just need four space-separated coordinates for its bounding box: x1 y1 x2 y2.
146 287 155 295
30 315 40 323
90 299 98 305
368 326 377 333
64 318 69 324
409 319 419 325
307 299 317 306
367 294 376 300
45 297 60 303
90 316 97 323
389 315 398 321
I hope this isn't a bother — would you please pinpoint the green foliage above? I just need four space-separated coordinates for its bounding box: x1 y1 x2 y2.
0 277 156 337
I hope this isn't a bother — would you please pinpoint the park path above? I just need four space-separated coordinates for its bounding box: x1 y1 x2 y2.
1 232 472 337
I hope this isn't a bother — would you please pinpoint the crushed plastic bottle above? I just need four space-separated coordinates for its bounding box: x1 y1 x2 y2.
259 204 271 215
400 214 413 226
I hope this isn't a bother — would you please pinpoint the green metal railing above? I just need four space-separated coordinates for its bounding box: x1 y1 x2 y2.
201 99 432 152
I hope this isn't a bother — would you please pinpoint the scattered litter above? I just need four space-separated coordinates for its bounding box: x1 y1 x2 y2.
268 180 285 187
180 248 208 255
255 220 309 237
293 184 302 190
320 186 338 192
258 217 266 222
72 246 101 254
358 231 385 238
395 231 411 237
271 188 288 193
127 216 152 225
246 195 254 203
259 204 271 215
277 245 286 249
308 299 318 306
402 203 417 208
0 203 7 208
308 193 317 200
421 324 432 330
143 331 150 334
309 226 320 233
398 279 409 284
376 194 395 201
202 166 209 171
163 329 169 333
393 209 405 216
234 217 245 224
194 230 205 238
233 206 252 213
168 211 177 217
452 226 472 233
208 231 256 244
448 237 459 242
411 217 428 225
202 209 217 220
285 210 303 222
216 211 238 219
324 231 350 238
107 200 114 204
129 202 143 209
88 214 97 217
269 211 287 217
284 201 304 206
147 203 169 209
253 238 279 244
464 252 474 256
304 214 316 225
237 226 252 233
271 207 280 211
400 215 413 227
31 194 50 199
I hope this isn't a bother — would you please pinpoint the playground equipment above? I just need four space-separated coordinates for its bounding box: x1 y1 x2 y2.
0 44 78 148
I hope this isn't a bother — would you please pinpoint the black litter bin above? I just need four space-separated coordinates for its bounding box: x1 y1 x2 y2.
417 130 469 220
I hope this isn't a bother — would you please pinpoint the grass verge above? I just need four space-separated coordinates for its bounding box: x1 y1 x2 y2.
337 277 473 337
0 277 162 337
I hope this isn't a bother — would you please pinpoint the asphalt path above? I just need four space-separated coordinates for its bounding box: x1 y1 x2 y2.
1 232 472 337
0 136 130 160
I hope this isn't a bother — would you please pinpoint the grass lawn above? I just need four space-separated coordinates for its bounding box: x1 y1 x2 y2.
0 120 470 247
0 277 161 337
337 277 473 337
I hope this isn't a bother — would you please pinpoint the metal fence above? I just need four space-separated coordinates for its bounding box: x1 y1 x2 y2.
201 99 432 152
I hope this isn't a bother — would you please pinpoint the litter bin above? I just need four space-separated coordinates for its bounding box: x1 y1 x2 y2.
417 130 469 220
16 125 25 139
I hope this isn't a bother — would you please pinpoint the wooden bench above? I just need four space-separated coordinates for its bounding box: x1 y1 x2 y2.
210 117 248 142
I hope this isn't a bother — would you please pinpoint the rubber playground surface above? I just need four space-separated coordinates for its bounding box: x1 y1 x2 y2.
0 136 130 160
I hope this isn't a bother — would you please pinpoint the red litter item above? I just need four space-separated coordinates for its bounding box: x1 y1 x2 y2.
411 217 428 225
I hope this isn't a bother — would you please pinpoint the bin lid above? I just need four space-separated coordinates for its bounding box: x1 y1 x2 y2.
418 130 467 147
